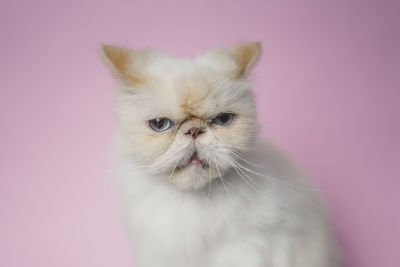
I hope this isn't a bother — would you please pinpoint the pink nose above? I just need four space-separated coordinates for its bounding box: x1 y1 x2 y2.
185 127 204 139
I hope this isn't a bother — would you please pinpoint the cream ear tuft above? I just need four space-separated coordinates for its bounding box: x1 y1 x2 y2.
229 42 262 78
101 44 143 85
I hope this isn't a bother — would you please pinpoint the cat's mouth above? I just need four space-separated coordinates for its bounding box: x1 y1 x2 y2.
188 152 205 166
176 151 208 170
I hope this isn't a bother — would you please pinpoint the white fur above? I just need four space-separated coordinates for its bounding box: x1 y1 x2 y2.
115 138 339 267
104 43 340 267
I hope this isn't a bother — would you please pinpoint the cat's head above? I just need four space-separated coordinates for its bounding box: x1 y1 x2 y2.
102 43 261 190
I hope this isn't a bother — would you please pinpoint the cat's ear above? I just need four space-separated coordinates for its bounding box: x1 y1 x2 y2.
229 42 262 78
101 45 144 86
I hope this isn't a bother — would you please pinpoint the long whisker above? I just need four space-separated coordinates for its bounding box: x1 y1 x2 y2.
233 160 323 211
231 161 260 188
221 176 257 206
207 158 212 201
231 164 281 210
168 160 179 179
229 154 324 192
215 160 233 202
229 150 270 170
196 157 212 201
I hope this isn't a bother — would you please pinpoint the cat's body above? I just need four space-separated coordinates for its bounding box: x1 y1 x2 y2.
102 43 339 267
116 138 337 267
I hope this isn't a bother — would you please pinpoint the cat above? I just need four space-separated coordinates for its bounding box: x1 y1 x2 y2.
101 42 340 267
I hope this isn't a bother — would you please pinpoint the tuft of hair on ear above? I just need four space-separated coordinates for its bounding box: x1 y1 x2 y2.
229 42 262 78
101 44 144 86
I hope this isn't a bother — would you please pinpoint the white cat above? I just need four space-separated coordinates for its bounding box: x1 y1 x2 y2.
101 42 340 267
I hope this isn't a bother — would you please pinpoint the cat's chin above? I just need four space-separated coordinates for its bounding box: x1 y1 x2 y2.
167 164 220 191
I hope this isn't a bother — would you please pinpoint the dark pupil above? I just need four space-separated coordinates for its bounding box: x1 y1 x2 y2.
219 114 229 123
155 118 165 128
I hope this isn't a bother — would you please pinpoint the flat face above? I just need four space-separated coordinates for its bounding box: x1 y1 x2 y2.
104 44 260 189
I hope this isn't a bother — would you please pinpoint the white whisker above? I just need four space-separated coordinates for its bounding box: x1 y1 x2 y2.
207 159 212 201
214 160 233 202
233 160 323 211
230 154 324 192
231 164 281 210
168 160 179 179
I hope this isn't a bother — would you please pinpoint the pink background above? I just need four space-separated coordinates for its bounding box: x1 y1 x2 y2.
0 0 399 266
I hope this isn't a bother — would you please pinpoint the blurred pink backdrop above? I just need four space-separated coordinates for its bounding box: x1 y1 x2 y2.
0 0 399 266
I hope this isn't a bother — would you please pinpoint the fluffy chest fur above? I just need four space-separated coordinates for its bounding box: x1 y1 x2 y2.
115 140 326 267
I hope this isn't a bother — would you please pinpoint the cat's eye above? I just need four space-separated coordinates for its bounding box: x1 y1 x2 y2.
149 118 174 132
211 113 235 126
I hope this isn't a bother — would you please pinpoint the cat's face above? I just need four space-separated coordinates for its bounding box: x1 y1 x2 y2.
102 43 261 190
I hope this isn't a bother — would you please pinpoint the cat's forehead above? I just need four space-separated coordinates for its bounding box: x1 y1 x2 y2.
155 67 221 119
139 57 250 121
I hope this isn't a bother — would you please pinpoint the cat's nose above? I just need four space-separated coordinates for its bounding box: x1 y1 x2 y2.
185 127 205 139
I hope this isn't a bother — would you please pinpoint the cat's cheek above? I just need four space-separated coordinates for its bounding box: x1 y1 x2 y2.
128 130 175 162
212 125 254 149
